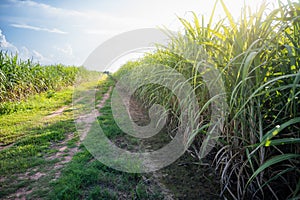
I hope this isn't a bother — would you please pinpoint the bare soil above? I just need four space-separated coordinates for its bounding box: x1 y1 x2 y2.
126 96 221 200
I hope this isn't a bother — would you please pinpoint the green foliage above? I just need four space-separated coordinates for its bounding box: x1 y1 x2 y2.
0 79 110 199
0 87 77 199
0 87 74 145
0 51 99 113
114 0 300 199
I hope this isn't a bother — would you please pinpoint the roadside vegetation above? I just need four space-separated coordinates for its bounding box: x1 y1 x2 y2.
0 64 163 199
0 51 102 198
113 1 300 199
0 51 96 114
0 85 79 198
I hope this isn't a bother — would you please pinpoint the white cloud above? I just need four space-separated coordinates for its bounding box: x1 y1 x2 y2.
32 50 45 61
20 47 52 64
52 44 82 65
19 46 30 58
8 0 85 17
19 46 51 63
8 0 146 34
9 0 128 21
0 29 19 53
10 24 67 34
0 29 52 64
54 44 73 57
83 29 121 36
4 0 288 67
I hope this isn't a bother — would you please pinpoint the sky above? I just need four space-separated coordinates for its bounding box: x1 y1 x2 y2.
0 0 287 69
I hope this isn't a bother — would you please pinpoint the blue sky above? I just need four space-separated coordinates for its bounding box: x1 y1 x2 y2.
0 0 284 67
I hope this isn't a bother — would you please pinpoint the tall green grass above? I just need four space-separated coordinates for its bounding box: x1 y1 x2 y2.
114 1 300 199
0 51 97 114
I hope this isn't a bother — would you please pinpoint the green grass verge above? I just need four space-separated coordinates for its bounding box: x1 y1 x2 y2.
0 78 105 199
49 78 163 200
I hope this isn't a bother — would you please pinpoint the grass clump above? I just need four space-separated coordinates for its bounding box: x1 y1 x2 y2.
113 1 300 199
